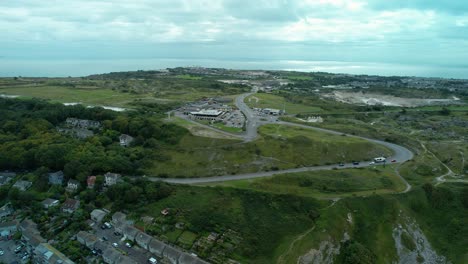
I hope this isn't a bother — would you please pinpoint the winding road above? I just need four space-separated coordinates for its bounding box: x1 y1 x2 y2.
151 92 414 185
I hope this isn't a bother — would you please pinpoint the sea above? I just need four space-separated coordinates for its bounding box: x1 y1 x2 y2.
0 58 467 79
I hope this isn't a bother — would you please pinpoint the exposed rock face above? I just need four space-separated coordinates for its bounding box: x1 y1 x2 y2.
392 214 450 264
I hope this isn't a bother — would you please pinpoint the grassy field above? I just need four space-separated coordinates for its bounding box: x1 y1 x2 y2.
165 117 241 140
246 93 322 114
211 122 243 133
206 166 406 199
147 124 391 177
175 74 203 80
0 85 149 107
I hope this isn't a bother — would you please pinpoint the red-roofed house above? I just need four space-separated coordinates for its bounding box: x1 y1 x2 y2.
87 176 96 189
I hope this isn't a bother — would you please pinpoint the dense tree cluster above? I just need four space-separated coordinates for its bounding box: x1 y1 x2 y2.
0 98 187 182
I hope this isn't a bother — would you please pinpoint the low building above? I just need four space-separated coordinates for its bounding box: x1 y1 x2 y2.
263 108 281 115
0 221 18 239
76 231 98 249
34 243 74 264
189 109 223 120
112 212 127 232
0 203 14 218
103 247 121 264
41 198 59 209
66 117 101 129
90 209 107 223
135 232 152 250
20 219 46 254
12 180 32 191
87 175 96 189
61 198 80 214
123 225 140 241
163 246 182 264
104 172 121 186
48 171 64 185
119 134 134 147
66 179 80 192
148 239 166 258
0 171 15 186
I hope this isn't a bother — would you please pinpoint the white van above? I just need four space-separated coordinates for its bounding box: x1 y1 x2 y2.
374 157 386 163
149 257 158 264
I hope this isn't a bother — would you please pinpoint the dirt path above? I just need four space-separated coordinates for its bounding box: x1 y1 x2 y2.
277 226 316 264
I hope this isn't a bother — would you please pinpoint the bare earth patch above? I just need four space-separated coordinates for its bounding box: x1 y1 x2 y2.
323 91 460 107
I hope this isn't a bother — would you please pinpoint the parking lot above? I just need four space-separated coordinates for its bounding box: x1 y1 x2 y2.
93 223 157 264
0 239 27 264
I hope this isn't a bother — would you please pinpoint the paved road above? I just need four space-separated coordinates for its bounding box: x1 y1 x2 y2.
234 92 258 141
149 92 414 185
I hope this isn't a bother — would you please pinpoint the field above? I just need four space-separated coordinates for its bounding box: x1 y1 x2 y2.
207 166 407 199
0 76 249 107
165 117 241 140
147 124 391 177
0 85 149 107
246 93 322 114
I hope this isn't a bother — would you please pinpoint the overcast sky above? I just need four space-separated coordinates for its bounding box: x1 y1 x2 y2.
1 0 468 70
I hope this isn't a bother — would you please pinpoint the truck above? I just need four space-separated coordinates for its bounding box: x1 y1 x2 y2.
374 157 386 163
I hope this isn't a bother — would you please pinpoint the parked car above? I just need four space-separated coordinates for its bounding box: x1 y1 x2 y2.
102 236 108 241
112 243 118 248
0 249 4 256
125 242 132 248
369 161 375 165
14 245 23 253
391 159 397 163
352 161 359 165
114 231 121 236
338 162 345 166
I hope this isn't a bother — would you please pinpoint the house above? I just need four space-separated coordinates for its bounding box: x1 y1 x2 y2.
115 256 138 264
93 240 109 253
135 232 152 250
76 231 98 249
61 198 80 213
41 198 59 209
163 245 182 264
102 247 121 264
65 118 101 129
0 203 14 218
0 221 18 239
20 219 46 253
87 176 96 189
148 239 166 258
48 171 64 185
119 134 134 147
0 171 15 186
12 180 32 191
178 253 209 264
66 179 80 192
104 172 121 186
112 212 127 232
34 243 74 264
161 208 170 216
123 225 140 241
91 209 107 223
